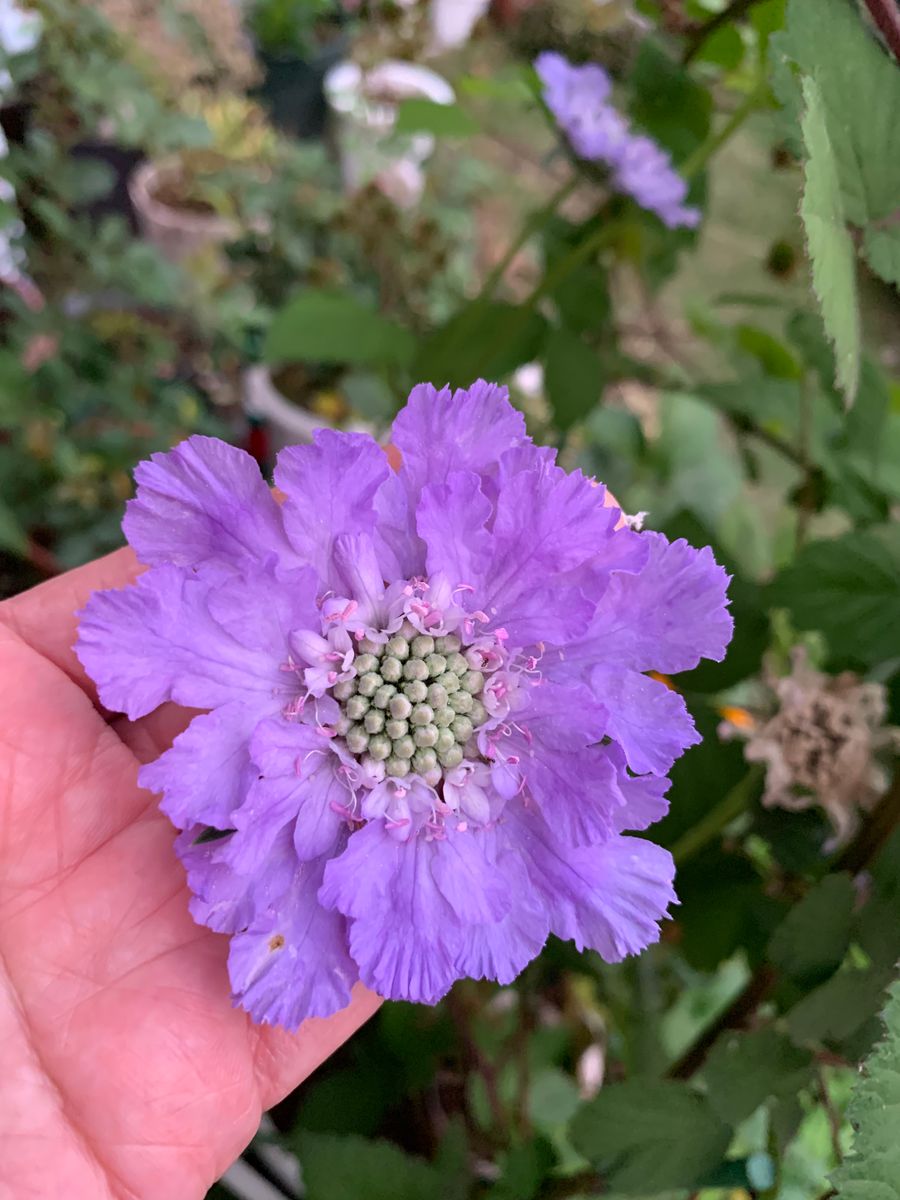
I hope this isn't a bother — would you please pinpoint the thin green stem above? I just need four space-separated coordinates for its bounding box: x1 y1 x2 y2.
670 765 763 867
477 174 578 305
680 77 769 181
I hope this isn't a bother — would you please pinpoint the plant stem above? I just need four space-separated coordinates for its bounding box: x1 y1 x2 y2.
670 765 763 867
682 0 768 64
680 77 769 181
477 174 578 305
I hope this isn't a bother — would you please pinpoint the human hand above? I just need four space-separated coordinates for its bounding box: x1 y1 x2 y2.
0 549 380 1200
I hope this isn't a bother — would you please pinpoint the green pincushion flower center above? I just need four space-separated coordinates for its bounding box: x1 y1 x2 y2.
332 628 487 779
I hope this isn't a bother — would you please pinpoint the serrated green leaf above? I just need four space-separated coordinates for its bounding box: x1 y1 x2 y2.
394 98 479 138
413 301 547 389
543 327 604 432
788 966 894 1047
264 289 414 368
702 1029 813 1125
799 74 860 403
568 1080 732 1194
831 980 900 1200
768 873 855 985
864 226 900 288
768 525 900 666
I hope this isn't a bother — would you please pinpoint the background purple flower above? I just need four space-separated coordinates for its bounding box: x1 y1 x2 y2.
77 381 732 1030
535 50 701 230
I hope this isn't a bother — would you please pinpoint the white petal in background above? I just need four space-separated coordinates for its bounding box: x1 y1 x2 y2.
430 0 492 51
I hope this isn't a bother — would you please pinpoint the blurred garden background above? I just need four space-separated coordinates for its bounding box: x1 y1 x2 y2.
2 0 900 1197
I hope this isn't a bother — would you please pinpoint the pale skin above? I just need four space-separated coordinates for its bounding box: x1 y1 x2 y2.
0 486 620 1200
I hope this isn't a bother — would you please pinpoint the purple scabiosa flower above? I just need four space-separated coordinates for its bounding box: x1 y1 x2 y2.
77 381 732 1030
534 50 701 230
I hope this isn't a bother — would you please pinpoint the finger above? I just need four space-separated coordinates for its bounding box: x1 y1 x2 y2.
252 983 383 1112
0 546 142 702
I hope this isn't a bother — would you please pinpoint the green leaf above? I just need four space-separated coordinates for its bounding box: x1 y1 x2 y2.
551 263 610 335
489 1140 556 1200
569 1080 732 1194
768 525 900 667
831 979 900 1200
527 1068 581 1134
768 873 855 985
413 301 547 389
799 74 860 403
0 497 28 555
543 327 604 432
788 966 894 1048
702 1029 813 1126
264 289 415 368
394 99 479 138
864 226 900 288
629 41 713 161
296 1132 448 1200
736 325 803 379
695 24 745 71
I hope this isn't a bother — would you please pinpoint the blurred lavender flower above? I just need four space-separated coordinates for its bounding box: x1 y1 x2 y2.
78 382 731 1029
535 50 701 230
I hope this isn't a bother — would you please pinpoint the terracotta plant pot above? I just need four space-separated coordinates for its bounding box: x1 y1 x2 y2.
128 160 236 264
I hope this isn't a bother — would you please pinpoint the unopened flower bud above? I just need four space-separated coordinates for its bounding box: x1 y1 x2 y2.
381 655 403 682
449 690 473 714
364 709 385 734
332 679 355 701
393 735 416 759
354 653 379 674
403 657 429 682
385 756 410 777
413 723 438 748
386 635 409 660
461 670 484 694
403 679 428 703
346 725 370 754
373 684 397 709
386 718 409 739
411 703 434 726
411 635 435 658
451 716 473 743
435 633 461 654
439 745 464 769
345 694 370 721
425 653 446 678
446 652 468 675
389 693 412 720
357 671 382 697
368 734 391 761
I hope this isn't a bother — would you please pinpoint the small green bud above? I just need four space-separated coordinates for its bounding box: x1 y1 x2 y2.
410 703 434 727
389 693 412 720
451 716 474 743
381 655 403 682
434 706 455 728
470 699 487 726
386 635 409 660
435 633 461 654
460 669 484 695
335 714 351 736
399 618 417 640
411 634 435 658
439 745 464 770
357 671 382 697
332 679 355 701
345 694 370 721
393 735 416 760
368 734 391 761
385 717 409 739
354 652 379 675
436 728 456 755
403 657 429 682
385 756 410 778
413 747 438 774
403 679 428 703
425 653 447 678
426 683 448 710
413 723 438 748
449 690 473 714
364 709 385 735
372 683 397 710
446 652 468 676
437 671 460 694
346 725 370 754
357 636 380 655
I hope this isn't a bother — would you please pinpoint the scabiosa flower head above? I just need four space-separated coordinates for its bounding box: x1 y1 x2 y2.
77 381 732 1029
534 50 701 230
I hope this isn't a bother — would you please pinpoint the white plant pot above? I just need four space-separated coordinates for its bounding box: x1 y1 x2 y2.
324 59 454 208
129 160 237 264
242 365 372 455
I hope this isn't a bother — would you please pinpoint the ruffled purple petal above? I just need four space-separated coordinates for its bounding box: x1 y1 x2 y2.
320 822 509 1003
229 853 357 1028
565 533 733 676
140 702 260 829
593 667 699 776
416 470 492 589
602 743 672 833
123 435 292 575
76 565 303 720
505 680 624 846
224 718 349 873
391 380 529 498
274 429 391 586
514 807 677 959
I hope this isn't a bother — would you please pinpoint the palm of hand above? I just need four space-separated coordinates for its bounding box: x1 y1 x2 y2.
0 549 379 1200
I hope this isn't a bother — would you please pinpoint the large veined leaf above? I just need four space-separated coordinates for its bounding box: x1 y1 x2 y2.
264 289 415 367
568 1080 732 1193
831 980 900 1200
798 74 860 403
